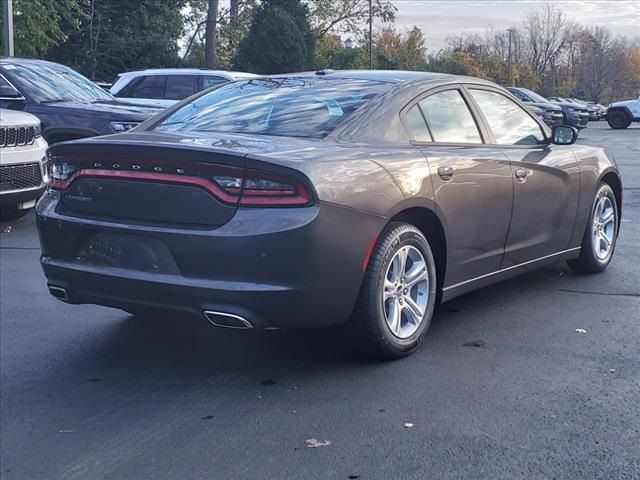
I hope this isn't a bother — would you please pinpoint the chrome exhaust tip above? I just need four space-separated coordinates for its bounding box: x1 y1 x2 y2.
203 310 253 329
48 285 69 301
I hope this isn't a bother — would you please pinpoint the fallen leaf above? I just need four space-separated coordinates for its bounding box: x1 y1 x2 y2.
403 422 414 428
463 339 486 348
575 328 587 334
305 438 331 448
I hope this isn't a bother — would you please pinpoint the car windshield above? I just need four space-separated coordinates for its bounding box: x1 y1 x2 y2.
154 78 387 138
1 62 114 103
518 88 549 103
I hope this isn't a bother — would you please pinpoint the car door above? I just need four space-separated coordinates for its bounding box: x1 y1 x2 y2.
466 86 580 267
405 86 514 286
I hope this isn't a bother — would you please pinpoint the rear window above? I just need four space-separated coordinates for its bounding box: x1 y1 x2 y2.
154 78 387 138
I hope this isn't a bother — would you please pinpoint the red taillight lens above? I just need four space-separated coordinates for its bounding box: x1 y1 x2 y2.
234 169 311 206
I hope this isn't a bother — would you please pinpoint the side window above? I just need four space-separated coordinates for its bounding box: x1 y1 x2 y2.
201 76 228 90
510 89 528 102
405 104 432 142
165 75 198 100
125 76 163 99
418 90 482 144
470 89 545 145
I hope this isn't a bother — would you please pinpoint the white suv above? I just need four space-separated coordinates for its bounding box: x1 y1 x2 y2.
110 68 258 108
0 109 48 220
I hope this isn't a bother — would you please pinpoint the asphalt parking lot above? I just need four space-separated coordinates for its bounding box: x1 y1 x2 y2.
1 121 639 479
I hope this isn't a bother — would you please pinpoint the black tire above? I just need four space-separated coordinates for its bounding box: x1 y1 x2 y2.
350 222 437 359
568 183 619 273
607 110 631 129
0 207 30 222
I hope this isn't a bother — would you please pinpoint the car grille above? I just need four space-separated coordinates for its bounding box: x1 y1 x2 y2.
0 163 43 192
0 126 37 148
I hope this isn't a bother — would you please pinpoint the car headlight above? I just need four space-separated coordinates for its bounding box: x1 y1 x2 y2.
110 121 140 132
34 124 42 138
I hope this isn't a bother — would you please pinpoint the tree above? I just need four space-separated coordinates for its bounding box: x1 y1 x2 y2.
204 0 219 68
522 5 570 87
0 0 82 57
308 0 396 39
233 0 315 73
48 0 187 81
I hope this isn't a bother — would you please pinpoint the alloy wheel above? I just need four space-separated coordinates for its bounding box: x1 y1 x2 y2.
382 245 429 339
591 196 616 261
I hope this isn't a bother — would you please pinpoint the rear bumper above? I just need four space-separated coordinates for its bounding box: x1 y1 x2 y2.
37 191 386 329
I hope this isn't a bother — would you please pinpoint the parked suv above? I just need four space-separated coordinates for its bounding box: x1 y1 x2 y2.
0 109 47 220
110 68 258 108
509 88 588 129
607 96 640 129
506 87 563 128
0 58 161 144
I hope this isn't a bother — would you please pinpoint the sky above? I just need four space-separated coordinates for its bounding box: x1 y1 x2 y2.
391 0 640 50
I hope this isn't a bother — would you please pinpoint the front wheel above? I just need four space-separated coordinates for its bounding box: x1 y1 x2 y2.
568 183 619 273
607 110 631 129
350 222 437 359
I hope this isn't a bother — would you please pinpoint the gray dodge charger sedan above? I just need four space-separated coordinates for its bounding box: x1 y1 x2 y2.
37 71 622 358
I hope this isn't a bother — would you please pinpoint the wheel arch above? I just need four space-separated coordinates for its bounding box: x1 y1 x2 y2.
387 206 447 298
601 170 623 222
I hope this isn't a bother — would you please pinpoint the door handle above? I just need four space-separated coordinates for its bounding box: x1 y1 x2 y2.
515 168 530 182
438 166 455 180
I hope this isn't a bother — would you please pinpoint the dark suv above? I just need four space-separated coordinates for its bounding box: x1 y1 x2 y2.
0 58 161 144
508 87 589 130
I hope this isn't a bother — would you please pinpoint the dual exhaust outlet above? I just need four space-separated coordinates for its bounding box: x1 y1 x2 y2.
47 285 253 329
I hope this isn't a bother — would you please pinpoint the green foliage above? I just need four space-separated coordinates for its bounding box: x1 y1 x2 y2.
315 35 368 70
233 0 315 73
428 51 483 77
47 0 187 81
0 0 82 57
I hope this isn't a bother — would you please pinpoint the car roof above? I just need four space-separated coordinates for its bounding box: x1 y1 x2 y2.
117 68 259 79
1 56 66 67
269 69 481 85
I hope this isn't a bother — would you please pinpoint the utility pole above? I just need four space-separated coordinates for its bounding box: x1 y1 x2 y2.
507 27 514 86
368 0 373 70
3 0 14 57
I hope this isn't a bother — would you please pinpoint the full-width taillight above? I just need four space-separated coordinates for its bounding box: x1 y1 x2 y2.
48 158 313 207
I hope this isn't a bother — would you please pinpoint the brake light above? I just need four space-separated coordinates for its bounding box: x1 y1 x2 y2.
48 159 312 207
213 169 311 206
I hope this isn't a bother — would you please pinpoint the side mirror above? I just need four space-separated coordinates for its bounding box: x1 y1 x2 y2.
0 84 23 99
552 125 578 145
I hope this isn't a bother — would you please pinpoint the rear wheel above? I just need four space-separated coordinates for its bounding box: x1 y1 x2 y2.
350 222 437 359
568 183 618 273
607 110 631 129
